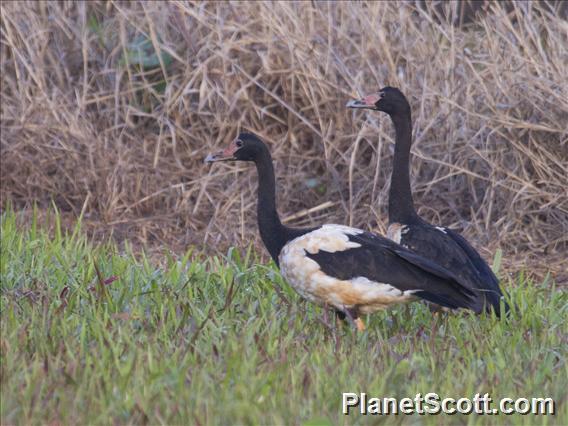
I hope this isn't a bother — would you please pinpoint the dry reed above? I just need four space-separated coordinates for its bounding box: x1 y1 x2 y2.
1 1 567 280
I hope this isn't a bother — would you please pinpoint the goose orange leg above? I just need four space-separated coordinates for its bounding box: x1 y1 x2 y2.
342 307 366 332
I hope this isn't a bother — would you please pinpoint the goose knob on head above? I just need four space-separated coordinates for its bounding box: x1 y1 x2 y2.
347 87 508 317
206 132 483 331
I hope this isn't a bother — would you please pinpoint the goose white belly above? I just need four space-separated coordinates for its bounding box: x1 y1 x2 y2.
278 224 417 314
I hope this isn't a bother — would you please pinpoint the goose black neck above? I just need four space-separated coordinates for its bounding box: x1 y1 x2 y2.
254 149 289 263
389 113 418 223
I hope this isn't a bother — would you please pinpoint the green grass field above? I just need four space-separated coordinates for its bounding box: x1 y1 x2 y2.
1 209 566 425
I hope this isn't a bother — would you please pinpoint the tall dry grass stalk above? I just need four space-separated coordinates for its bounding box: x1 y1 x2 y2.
1 1 567 278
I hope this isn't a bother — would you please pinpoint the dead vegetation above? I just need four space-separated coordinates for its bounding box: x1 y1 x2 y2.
1 1 567 280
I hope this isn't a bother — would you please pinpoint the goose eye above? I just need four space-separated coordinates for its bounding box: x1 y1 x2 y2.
235 140 243 147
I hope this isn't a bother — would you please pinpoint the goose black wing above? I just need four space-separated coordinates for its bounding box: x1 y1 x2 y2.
443 227 507 314
442 227 499 287
399 223 506 315
304 231 477 310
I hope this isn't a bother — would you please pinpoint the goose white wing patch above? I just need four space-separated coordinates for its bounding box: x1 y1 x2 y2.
296 224 364 254
387 222 409 245
278 225 417 313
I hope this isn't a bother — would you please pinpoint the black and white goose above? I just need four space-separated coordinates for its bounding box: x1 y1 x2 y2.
206 132 480 330
347 87 508 316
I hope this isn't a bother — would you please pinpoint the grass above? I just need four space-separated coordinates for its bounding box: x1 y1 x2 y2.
1 209 566 425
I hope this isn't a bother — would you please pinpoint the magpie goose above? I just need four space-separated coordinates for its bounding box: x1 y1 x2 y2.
347 87 508 316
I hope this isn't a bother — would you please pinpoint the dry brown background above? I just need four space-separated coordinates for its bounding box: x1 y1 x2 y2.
1 1 567 281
